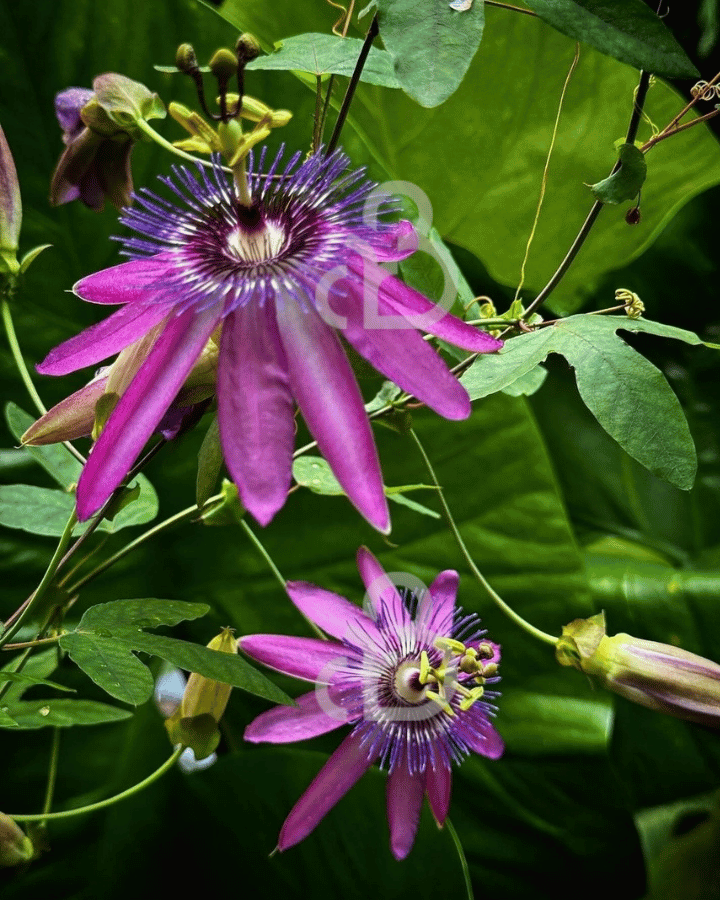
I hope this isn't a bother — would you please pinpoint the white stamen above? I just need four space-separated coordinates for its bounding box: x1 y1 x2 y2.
226 220 286 263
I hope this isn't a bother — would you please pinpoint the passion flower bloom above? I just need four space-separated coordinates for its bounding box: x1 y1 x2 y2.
241 547 503 859
37 148 501 529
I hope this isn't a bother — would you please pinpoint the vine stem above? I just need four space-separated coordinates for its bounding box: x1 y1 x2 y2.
238 519 327 641
520 68 652 321
485 0 536 14
0 510 77 649
409 428 557 646
9 746 184 823
447 817 475 900
40 728 61 827
135 120 231 172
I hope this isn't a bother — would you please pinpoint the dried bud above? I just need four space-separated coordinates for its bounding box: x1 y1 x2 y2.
0 125 21 275
557 613 720 727
625 206 641 225
235 33 261 65
165 628 237 759
83 74 166 138
0 813 33 867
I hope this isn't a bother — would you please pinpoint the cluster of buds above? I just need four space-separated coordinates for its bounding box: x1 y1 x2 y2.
50 74 166 211
556 612 720 727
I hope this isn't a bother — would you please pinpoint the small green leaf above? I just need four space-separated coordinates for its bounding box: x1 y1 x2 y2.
387 492 440 519
18 243 52 275
196 415 223 509
0 671 74 693
0 699 132 729
364 381 403 415
376 0 485 107
590 143 647 205
1 649 58 704
461 316 700 489
522 0 698 78
0 708 18 727
246 33 400 88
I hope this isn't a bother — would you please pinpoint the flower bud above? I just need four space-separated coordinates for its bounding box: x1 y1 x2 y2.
235 33 261 65
556 613 720 727
0 125 21 275
0 813 33 867
209 48 238 83
164 628 237 759
175 43 199 74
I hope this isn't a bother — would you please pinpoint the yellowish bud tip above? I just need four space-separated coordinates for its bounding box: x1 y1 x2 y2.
236 33 261 65
209 48 238 82
176 43 198 74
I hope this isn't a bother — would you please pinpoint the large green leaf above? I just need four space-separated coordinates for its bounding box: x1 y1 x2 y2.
59 599 291 707
522 0 698 77
0 698 132 730
246 33 400 88
461 316 700 490
375 0 485 107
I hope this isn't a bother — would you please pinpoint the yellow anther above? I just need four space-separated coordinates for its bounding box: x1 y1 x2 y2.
476 642 496 660
459 686 485 711
434 637 466 655
419 651 431 684
426 690 455 717
482 662 499 677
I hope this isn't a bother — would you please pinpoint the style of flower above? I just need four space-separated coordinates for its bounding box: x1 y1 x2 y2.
50 74 165 211
557 612 720 727
37 147 501 530
241 547 503 859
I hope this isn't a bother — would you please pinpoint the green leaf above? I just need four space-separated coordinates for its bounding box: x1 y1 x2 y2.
376 0 485 107
0 648 59 704
590 142 647 204
0 699 132 729
0 671 74 693
59 599 290 707
0 708 18 728
386 491 441 519
502 365 548 397
246 33 400 88
522 0 698 78
196 415 223 509
461 316 698 489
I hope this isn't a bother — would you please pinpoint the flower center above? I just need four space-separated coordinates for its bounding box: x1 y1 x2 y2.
393 661 428 705
225 218 287 264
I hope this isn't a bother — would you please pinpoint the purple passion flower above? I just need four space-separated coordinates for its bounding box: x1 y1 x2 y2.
241 547 503 859
37 148 501 530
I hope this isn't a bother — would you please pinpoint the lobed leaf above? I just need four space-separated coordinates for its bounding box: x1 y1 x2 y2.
0 699 132 730
590 142 647 204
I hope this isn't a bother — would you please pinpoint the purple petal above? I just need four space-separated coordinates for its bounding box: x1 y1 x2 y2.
356 546 409 628
346 252 502 353
463 707 505 760
36 300 173 376
55 88 94 137
286 581 377 642
244 690 349 744
74 253 177 305
386 759 425 860
424 764 452 826
350 220 418 262
278 730 375 852
275 299 389 534
218 301 295 527
75 302 222 519
332 280 471 420
418 570 458 635
239 634 352 683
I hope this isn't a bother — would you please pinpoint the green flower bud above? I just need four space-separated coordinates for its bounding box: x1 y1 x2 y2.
235 33 261 65
209 48 238 83
557 613 720 726
175 43 199 74
165 628 237 759
0 813 33 867
0 125 21 275
81 74 166 139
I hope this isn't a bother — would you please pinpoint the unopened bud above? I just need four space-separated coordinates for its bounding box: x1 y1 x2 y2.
0 813 33 867
625 206 641 225
0 125 21 275
209 48 238 83
235 33 261 65
165 628 237 759
176 43 199 74
557 612 720 727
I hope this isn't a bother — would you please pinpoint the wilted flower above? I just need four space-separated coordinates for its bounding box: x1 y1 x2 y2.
50 74 165 210
0 813 33 867
36 148 501 530
556 612 720 727
241 547 503 859
165 627 237 760
0 124 21 274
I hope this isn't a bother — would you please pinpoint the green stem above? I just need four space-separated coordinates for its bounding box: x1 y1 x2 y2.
136 120 230 172
66 495 222 595
485 0 536 14
238 519 326 641
2 297 46 416
41 728 61 826
2 635 60 651
409 429 557 646
446 817 474 900
0 511 77 649
9 746 184 823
